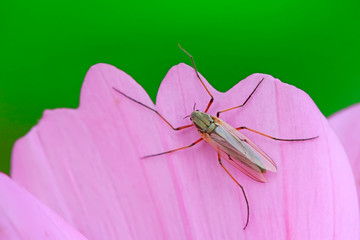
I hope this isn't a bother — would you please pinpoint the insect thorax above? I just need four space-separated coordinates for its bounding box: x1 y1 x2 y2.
190 111 217 133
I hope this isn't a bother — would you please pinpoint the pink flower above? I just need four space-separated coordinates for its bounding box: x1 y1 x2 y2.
0 173 87 239
329 104 360 206
2 63 359 239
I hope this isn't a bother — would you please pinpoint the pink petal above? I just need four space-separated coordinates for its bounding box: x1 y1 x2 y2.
11 63 360 239
329 104 360 201
0 173 87 239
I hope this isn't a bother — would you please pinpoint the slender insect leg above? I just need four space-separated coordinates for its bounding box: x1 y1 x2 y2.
113 87 193 131
236 126 319 141
216 78 264 118
141 138 203 159
178 44 214 113
218 153 250 230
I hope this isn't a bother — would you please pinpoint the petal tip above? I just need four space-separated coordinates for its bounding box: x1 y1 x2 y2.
169 62 194 73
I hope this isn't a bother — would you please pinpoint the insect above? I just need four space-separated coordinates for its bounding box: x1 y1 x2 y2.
112 44 318 230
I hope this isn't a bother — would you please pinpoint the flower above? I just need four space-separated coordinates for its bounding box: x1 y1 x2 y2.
329 104 360 204
0 173 87 239
4 63 359 239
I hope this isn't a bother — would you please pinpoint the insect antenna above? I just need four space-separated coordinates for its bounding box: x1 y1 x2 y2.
183 114 191 119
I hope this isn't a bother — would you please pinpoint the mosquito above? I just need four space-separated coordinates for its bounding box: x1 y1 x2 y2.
112 44 318 230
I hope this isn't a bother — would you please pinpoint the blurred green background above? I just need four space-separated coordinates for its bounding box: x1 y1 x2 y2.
1 1 359 174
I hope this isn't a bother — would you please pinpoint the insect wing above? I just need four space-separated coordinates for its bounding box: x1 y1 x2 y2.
203 127 266 182
224 122 277 171
203 118 277 182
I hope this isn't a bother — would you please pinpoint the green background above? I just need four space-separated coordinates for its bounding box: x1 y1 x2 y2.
1 1 359 174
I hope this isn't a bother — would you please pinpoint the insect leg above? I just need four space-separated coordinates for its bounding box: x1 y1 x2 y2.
236 126 319 141
218 153 250 230
113 87 193 131
142 138 203 159
216 78 264 118
178 44 214 113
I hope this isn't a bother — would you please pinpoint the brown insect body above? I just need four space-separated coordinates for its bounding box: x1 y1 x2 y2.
192 110 276 183
112 44 318 230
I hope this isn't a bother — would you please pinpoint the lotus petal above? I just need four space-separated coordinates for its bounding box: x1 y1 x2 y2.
11 63 360 239
329 103 360 204
0 173 87 240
